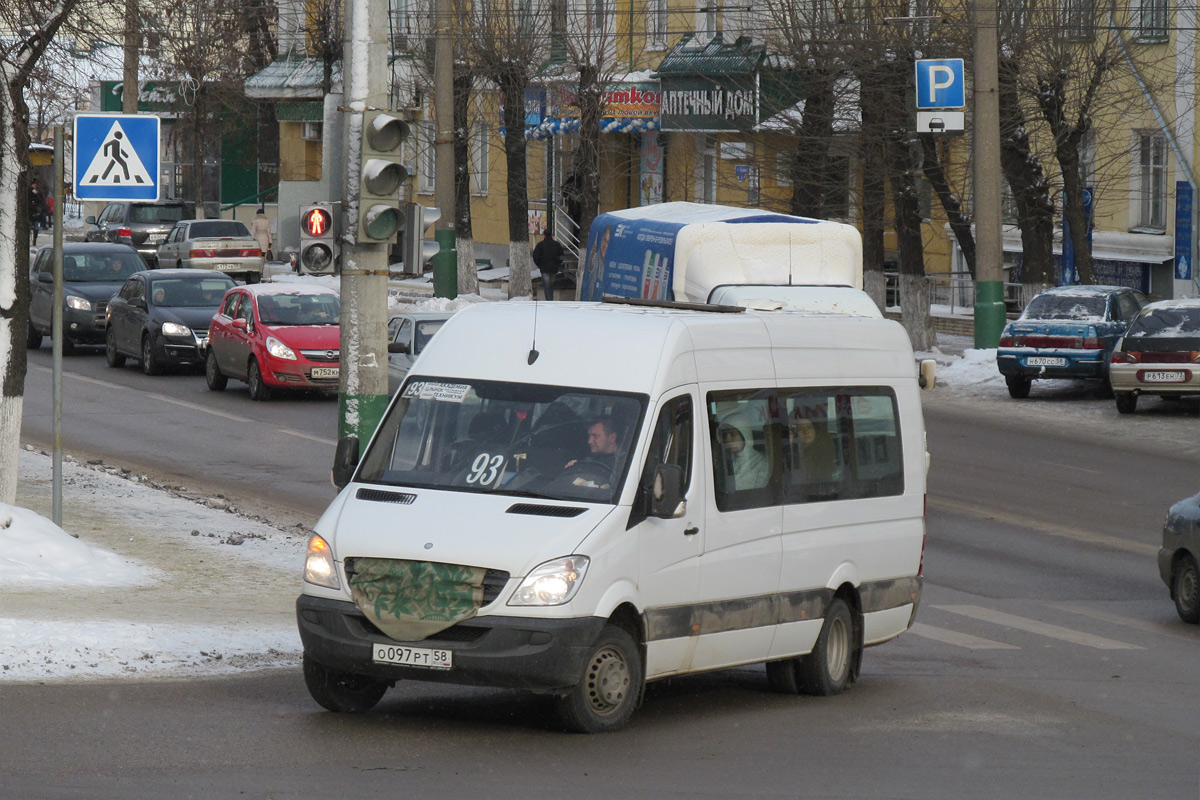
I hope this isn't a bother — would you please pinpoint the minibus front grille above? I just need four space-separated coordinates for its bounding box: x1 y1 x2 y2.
356 488 416 504
506 503 586 518
343 561 509 606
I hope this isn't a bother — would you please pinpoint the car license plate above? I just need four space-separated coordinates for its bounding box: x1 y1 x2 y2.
1026 356 1066 367
146 233 165 243
311 367 339 379
214 263 239 271
373 643 452 670
1142 370 1187 383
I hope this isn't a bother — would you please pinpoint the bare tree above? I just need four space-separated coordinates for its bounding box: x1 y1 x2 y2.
456 0 552 298
1 0 90 504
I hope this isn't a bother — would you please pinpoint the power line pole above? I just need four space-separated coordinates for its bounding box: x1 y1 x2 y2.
338 0 391 445
432 0 457 297
123 0 139 114
972 0 1004 347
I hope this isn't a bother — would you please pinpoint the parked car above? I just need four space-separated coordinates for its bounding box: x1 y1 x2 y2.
1109 298 1200 413
386 311 453 394
104 269 236 375
1159 490 1200 623
84 200 194 266
156 219 265 284
996 285 1148 398
206 284 340 401
27 243 145 352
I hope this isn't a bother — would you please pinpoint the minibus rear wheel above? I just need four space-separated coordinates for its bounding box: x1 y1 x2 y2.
797 598 854 696
557 626 642 733
303 655 389 713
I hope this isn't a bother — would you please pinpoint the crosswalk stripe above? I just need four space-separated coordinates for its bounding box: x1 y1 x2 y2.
928 496 1158 557
933 605 1143 650
909 623 1019 650
1049 603 1200 644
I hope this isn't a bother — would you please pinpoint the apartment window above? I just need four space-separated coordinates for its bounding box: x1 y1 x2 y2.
648 0 668 47
698 134 717 204
1135 0 1168 39
697 3 717 40
1136 131 1167 230
591 0 608 30
470 122 489 195
418 121 435 194
776 152 793 187
389 0 411 50
1062 0 1094 39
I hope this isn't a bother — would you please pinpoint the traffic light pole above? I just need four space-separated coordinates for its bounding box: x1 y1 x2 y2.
338 0 391 446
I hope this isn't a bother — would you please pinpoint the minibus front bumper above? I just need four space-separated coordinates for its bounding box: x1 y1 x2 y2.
296 594 607 692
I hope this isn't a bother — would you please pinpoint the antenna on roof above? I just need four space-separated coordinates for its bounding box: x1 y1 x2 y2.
527 301 540 365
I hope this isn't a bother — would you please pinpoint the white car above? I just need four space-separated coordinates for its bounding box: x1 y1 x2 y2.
386 311 453 394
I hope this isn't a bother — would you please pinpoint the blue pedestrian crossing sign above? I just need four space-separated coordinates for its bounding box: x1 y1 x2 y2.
915 59 966 110
74 114 160 201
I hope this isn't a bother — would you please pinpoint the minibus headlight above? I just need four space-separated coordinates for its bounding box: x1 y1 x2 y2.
508 556 590 606
304 534 340 589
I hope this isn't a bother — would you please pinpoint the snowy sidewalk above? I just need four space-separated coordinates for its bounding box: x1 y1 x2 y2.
2 447 308 682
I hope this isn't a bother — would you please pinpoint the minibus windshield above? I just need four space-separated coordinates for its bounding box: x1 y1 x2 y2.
357 378 647 505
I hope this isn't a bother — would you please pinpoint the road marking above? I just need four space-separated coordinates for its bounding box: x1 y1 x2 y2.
928 495 1158 557
933 605 1143 650
1045 461 1103 476
909 623 1019 650
280 428 337 446
146 393 252 423
1049 603 1200 644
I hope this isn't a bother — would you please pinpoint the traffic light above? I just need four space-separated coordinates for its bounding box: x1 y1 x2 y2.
403 203 442 275
359 111 410 242
299 203 338 274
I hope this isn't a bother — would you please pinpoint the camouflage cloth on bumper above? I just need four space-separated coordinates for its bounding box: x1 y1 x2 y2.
348 559 487 641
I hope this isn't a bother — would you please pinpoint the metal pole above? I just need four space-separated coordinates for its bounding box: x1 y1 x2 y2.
52 126 65 526
337 0 391 444
972 0 1005 348
432 0 457 298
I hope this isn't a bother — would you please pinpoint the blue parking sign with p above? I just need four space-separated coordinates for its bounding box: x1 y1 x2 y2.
915 59 966 110
74 114 160 201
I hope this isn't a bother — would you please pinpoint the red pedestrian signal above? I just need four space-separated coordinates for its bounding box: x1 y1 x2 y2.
303 206 331 237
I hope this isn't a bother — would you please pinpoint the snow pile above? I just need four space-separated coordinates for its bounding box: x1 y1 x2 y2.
935 347 1006 395
0 503 147 586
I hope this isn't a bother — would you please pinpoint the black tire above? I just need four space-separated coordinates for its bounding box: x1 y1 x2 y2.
302 655 388 713
556 626 642 733
1173 554 1200 624
1115 392 1138 414
244 271 261 285
1005 375 1031 399
1097 380 1115 400
26 321 42 350
248 358 271 401
141 334 161 376
766 658 802 694
105 327 126 368
205 349 227 392
797 597 855 696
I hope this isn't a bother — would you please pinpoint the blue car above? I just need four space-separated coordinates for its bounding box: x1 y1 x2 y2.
997 285 1148 398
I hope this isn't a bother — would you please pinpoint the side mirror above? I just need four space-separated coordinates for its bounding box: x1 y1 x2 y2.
387 341 410 354
918 359 937 391
332 436 361 490
231 318 248 331
37 272 53 283
650 463 685 519
85 216 96 224
131 297 146 310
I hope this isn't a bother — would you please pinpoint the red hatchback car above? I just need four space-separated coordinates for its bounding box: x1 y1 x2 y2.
205 284 340 400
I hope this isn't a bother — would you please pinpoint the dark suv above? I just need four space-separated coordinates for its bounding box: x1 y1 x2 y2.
85 200 195 266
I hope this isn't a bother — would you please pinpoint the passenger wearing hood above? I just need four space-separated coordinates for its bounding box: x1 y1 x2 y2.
718 410 769 490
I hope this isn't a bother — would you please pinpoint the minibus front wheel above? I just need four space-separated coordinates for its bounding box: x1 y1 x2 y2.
303 655 389 713
556 625 643 734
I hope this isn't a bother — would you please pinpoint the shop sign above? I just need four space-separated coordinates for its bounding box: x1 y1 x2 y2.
548 82 661 120
660 76 758 132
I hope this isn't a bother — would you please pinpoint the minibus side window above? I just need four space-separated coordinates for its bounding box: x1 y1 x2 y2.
707 390 782 512
631 394 693 526
780 387 903 504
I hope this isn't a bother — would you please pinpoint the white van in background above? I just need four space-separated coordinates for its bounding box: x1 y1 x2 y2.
298 300 933 732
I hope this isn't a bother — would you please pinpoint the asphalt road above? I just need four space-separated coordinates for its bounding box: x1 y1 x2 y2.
8 350 1200 798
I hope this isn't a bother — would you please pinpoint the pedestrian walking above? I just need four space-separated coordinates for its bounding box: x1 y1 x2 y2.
252 206 273 261
28 180 44 246
532 230 565 300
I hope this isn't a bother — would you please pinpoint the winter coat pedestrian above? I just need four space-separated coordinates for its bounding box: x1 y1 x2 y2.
532 232 565 300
